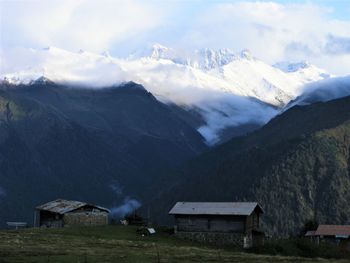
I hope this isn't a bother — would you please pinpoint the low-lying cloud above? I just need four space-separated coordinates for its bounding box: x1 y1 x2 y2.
196 94 278 144
294 76 350 106
325 35 350 55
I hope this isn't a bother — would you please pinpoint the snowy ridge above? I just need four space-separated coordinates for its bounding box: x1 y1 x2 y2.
0 45 332 144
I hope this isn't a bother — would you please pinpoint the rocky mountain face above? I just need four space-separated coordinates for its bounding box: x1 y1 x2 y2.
0 81 207 227
152 94 350 237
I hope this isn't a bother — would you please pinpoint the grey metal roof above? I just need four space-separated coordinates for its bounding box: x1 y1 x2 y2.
305 230 316 237
36 199 110 214
169 202 263 216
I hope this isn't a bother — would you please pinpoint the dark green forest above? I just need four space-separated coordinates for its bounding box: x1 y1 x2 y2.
153 96 350 237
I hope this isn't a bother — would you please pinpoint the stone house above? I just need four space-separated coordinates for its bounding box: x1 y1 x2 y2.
169 202 264 248
34 199 110 227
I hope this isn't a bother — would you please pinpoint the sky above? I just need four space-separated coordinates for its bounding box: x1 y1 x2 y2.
1 0 350 75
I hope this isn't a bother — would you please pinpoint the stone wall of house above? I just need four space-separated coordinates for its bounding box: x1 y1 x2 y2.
175 231 249 247
63 212 108 226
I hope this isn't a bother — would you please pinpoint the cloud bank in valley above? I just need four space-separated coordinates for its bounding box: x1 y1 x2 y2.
195 94 278 144
293 76 350 106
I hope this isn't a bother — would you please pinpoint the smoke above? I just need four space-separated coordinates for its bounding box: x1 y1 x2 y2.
109 181 141 219
110 197 141 219
292 75 350 106
109 181 124 196
0 186 6 197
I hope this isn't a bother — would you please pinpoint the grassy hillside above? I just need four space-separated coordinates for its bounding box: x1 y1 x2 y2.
0 226 346 263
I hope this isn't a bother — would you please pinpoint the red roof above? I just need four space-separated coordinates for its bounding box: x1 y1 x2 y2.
315 225 350 236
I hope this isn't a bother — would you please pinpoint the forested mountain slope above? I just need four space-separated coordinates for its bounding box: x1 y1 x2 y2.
154 95 350 237
0 81 207 226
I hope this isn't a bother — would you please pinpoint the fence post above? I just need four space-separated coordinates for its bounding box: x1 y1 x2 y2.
154 243 160 263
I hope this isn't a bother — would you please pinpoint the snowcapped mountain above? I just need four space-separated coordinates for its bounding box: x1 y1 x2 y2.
136 44 237 70
274 61 331 83
0 45 332 144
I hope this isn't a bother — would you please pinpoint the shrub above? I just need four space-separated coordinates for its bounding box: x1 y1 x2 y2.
247 238 350 259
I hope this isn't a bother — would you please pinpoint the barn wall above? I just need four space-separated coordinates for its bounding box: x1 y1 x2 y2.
175 231 247 247
63 211 108 226
176 216 208 232
175 215 246 233
210 218 245 232
245 211 260 232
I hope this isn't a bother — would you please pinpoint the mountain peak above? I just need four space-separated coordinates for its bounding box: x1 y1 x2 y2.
273 61 311 73
29 76 55 86
150 43 172 59
239 49 254 60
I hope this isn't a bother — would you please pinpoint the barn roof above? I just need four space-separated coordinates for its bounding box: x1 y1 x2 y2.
315 225 350 236
36 199 110 214
305 230 316 237
168 202 263 216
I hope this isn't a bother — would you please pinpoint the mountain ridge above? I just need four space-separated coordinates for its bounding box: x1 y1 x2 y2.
1 45 331 144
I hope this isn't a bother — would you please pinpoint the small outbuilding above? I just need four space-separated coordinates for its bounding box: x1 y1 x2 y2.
306 224 350 251
169 202 264 248
34 199 110 228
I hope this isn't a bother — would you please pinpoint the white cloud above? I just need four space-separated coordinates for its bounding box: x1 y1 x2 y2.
1 0 165 52
293 75 350 106
177 2 350 75
2 1 350 75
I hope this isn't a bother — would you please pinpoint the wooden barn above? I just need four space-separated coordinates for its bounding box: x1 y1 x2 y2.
34 199 110 228
169 202 264 248
306 224 350 251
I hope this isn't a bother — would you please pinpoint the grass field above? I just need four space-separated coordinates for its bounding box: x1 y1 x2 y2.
0 225 348 263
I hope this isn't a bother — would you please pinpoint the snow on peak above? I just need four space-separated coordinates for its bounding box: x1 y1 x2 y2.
190 48 236 70
273 60 332 84
149 43 171 59
274 61 311 72
128 43 174 60
239 49 254 60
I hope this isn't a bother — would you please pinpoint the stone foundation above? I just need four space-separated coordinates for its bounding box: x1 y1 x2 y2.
175 231 248 247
